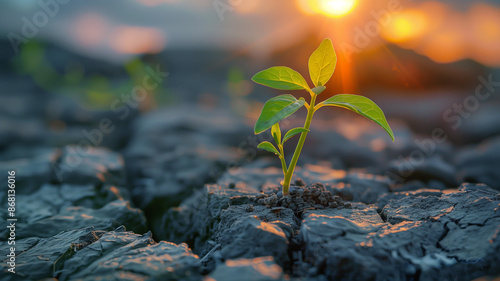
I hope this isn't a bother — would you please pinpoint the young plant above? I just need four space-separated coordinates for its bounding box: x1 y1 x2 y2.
252 38 394 195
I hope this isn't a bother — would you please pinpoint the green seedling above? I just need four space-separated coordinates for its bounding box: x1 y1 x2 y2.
252 38 394 195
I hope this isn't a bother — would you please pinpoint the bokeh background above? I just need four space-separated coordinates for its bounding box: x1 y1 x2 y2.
1 0 500 151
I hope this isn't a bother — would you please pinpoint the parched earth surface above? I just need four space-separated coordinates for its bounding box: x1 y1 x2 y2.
1 44 500 280
1 97 499 281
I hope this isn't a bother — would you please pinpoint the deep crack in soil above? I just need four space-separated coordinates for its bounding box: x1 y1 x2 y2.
250 179 351 277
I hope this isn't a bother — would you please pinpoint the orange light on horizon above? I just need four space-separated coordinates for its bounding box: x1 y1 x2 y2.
382 10 429 44
467 3 500 66
378 1 500 66
424 33 465 64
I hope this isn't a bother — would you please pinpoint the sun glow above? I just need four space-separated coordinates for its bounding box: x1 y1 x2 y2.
319 0 356 17
297 0 356 17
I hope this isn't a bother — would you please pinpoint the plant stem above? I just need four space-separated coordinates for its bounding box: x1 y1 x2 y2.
282 93 317 195
278 144 287 175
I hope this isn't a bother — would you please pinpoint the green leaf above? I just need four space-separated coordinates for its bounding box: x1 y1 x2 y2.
322 94 395 141
257 141 280 155
283 127 309 143
252 66 310 91
308 38 337 87
254 94 305 134
312 86 326 95
271 123 281 144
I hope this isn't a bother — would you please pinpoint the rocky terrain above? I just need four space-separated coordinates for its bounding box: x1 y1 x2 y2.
0 42 499 280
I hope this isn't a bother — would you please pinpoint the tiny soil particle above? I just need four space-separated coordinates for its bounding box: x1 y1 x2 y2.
245 205 255 212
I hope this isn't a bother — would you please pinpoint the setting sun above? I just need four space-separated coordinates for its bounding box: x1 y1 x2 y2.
297 0 356 17
318 0 356 17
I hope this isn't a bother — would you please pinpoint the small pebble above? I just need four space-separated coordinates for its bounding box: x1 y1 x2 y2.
295 178 306 187
256 194 267 200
